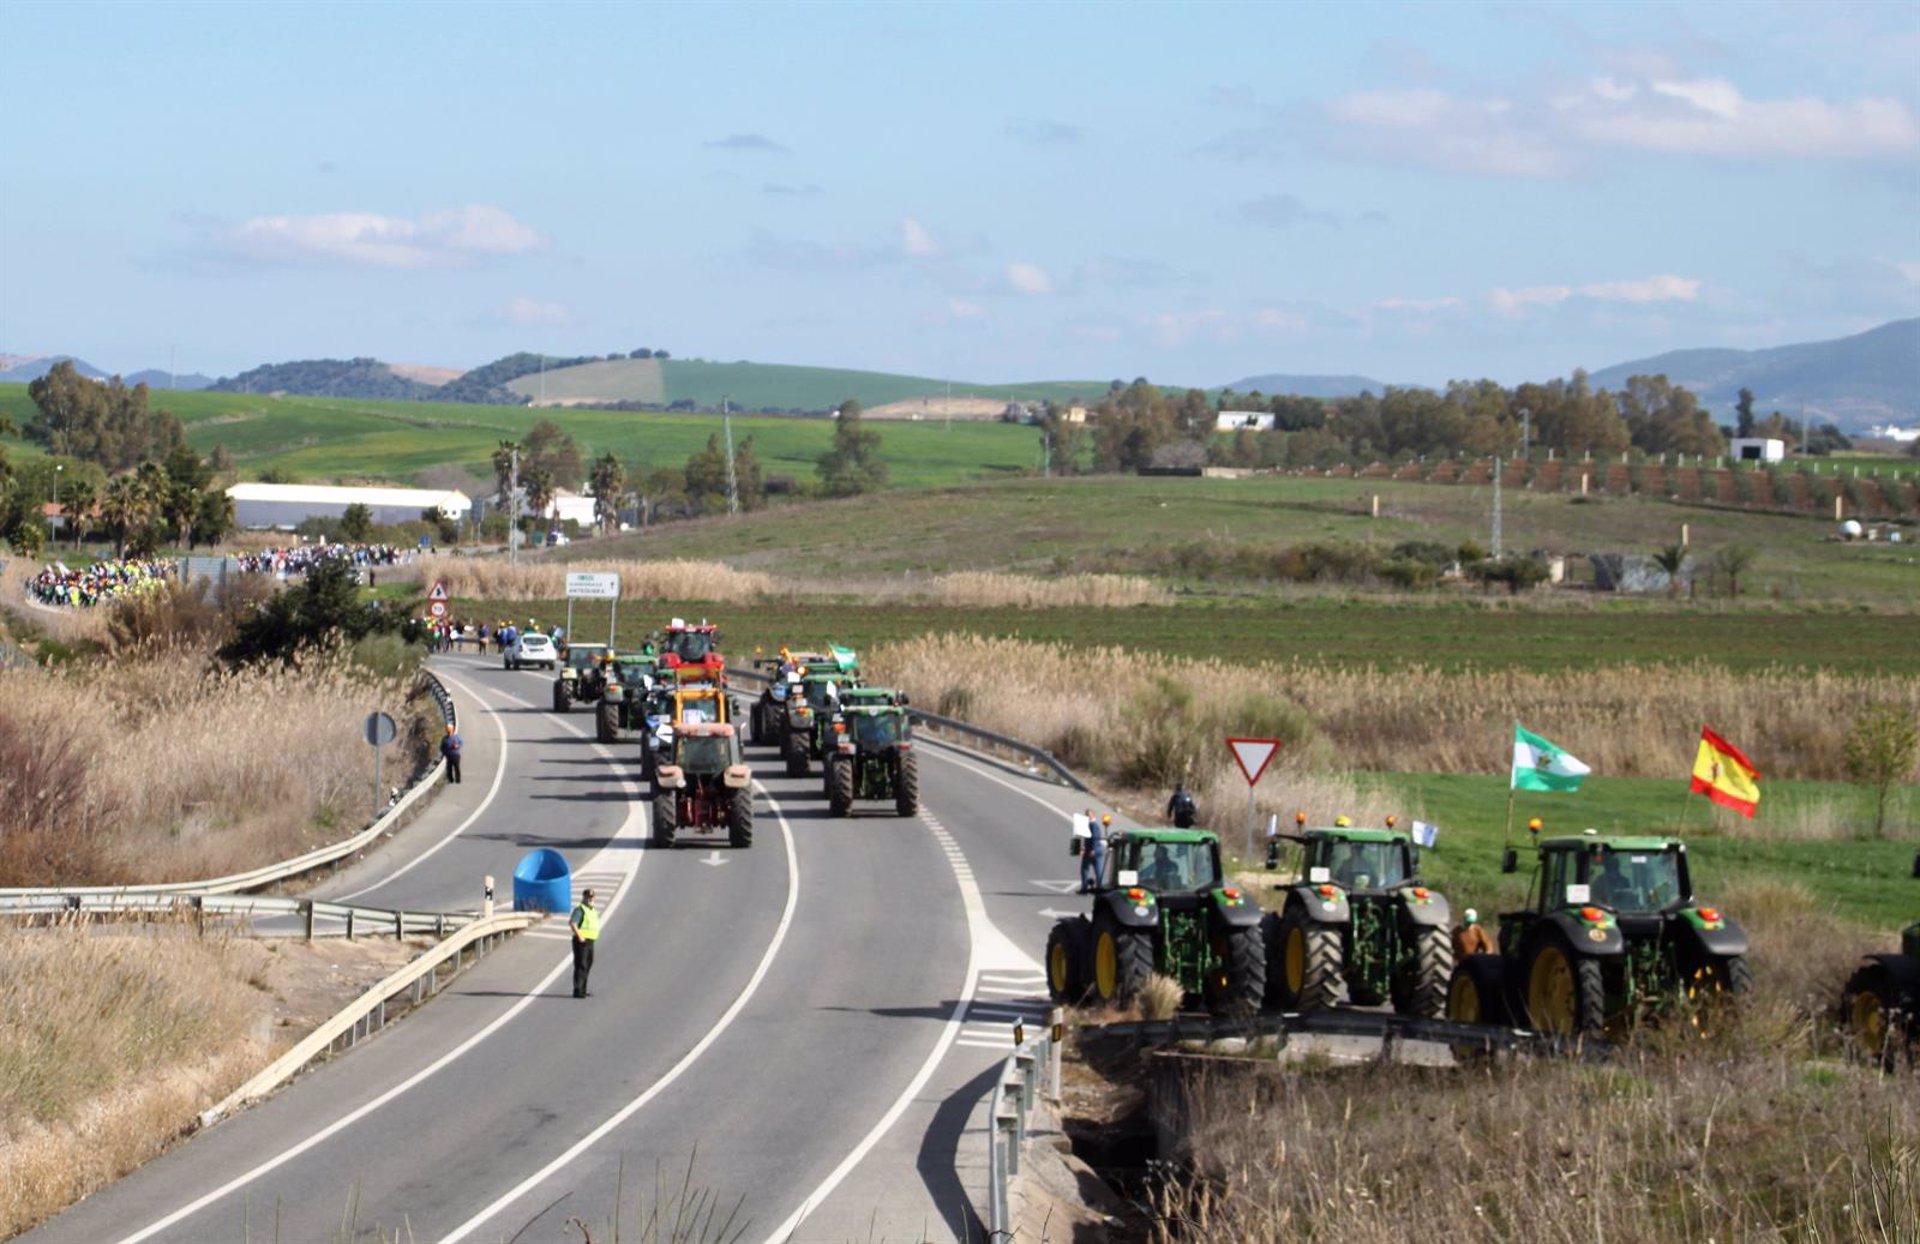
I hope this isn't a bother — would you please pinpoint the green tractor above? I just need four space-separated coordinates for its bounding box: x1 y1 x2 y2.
1259 824 1453 1018
781 668 861 778
650 721 753 849
1046 828 1265 1016
824 693 918 817
594 654 659 743
1447 830 1750 1037
1840 921 1919 1070
551 643 611 713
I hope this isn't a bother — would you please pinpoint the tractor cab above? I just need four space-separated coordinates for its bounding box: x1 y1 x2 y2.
671 723 744 777
605 655 657 694
564 643 609 674
845 706 910 750
1501 833 1693 955
1105 830 1224 899
1267 826 1418 894
660 619 721 665
652 722 753 850
673 686 730 726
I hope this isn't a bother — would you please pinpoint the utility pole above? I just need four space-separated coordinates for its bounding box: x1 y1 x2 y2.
539 355 546 405
1519 407 1531 460
1491 453 1504 558
723 394 739 517
945 378 952 433
508 445 520 564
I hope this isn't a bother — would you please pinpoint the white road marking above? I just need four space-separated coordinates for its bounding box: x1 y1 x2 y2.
697 850 728 867
438 787 801 1244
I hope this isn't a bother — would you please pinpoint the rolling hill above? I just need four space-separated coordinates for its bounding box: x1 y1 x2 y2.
1218 372 1394 398
1586 318 1919 429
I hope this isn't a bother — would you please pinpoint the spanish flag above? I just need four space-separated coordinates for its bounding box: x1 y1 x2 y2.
1691 726 1761 818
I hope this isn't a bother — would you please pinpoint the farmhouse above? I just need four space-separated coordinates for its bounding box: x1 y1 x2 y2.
1216 410 1276 432
227 482 470 529
1729 437 1786 463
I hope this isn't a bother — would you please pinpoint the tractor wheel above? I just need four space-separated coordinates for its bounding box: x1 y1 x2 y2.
595 700 617 744
728 788 754 848
1526 938 1605 1037
784 735 809 778
1446 955 1512 1060
1842 962 1914 1070
827 756 854 817
553 682 571 713
652 792 678 849
1393 925 1455 1020
894 752 920 817
1206 924 1266 1018
1046 919 1090 1004
1091 912 1152 1008
1270 906 1342 1012
749 703 764 746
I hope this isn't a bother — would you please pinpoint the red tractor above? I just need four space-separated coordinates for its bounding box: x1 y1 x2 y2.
651 722 754 849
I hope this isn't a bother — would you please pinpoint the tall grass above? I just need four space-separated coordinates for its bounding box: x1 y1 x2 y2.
913 572 1167 609
1147 886 1919 1242
0 647 429 886
430 556 775 604
0 920 272 1237
869 636 1920 831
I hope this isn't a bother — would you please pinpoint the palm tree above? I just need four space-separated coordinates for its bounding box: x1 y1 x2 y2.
589 453 624 534
1712 544 1757 599
61 479 97 548
523 467 556 529
101 475 151 557
492 440 520 509
1651 542 1688 599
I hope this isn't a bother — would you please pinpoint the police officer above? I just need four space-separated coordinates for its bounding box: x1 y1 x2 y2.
570 888 600 998
1166 782 1197 828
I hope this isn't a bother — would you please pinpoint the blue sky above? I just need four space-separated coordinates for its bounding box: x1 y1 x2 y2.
4 1 1916 389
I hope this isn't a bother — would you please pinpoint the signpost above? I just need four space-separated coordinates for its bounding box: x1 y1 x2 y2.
1226 736 1282 863
364 710 398 817
564 572 621 647
427 579 449 622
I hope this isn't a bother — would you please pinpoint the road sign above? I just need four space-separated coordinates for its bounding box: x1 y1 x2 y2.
363 711 398 746
427 600 448 619
1227 737 1281 786
565 572 620 600
428 580 449 601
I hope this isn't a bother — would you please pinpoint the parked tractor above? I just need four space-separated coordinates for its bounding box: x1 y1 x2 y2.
650 722 753 849
1447 829 1750 1037
1260 824 1453 1019
552 644 612 713
824 693 918 817
1841 920 1919 1069
1046 828 1265 1016
594 655 658 743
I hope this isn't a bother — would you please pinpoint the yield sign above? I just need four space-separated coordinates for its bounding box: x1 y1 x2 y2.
1227 737 1281 786
428 580 449 602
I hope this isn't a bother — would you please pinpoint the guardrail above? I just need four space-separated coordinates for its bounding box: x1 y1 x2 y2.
0 668 459 902
0 889 483 939
986 1007 1064 1237
198 908 543 1127
729 667 1089 792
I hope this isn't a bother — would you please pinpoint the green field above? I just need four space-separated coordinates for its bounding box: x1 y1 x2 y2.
0 383 1046 489
504 357 1115 411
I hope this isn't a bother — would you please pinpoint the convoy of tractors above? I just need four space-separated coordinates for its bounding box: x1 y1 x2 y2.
527 617 1913 1064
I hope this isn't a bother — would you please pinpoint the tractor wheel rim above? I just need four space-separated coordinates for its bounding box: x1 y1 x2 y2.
1095 933 1118 998
1531 946 1575 1034
1049 943 1070 993
1853 990 1887 1049
1285 927 1305 993
1448 974 1479 1024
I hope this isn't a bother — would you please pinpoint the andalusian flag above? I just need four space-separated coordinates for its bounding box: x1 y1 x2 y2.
1512 725 1591 792
1691 726 1761 818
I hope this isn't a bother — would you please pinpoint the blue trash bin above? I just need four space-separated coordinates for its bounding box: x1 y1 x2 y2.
513 848 572 914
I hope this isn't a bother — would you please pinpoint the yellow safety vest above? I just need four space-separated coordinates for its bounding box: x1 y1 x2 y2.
572 903 601 940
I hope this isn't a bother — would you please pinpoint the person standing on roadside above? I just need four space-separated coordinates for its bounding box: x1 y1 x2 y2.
1167 781 1197 828
570 888 600 998
441 723 463 784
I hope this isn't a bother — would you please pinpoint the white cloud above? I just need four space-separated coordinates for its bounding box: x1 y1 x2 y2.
225 204 546 268
902 216 938 258
947 297 986 320
1252 308 1309 331
1322 88 1566 177
1007 262 1054 295
1894 260 1920 286
1376 295 1465 312
1564 76 1919 159
1580 274 1700 303
1489 285 1574 316
503 296 571 326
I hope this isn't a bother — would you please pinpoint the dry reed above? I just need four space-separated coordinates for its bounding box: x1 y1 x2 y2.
0 647 429 886
913 572 1168 609
429 556 775 604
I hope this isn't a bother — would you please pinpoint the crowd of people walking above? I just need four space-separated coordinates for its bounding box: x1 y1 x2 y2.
233 543 410 577
27 558 174 608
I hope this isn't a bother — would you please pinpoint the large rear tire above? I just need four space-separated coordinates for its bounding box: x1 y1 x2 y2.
827 756 854 817
1446 955 1512 1060
1206 923 1266 1018
553 682 571 713
1046 919 1090 1004
1526 938 1605 1037
728 788 754 849
1091 911 1153 1008
595 700 617 744
784 734 808 778
1394 925 1455 1020
894 751 919 817
1842 962 1915 1071
1269 905 1342 1012
652 792 678 849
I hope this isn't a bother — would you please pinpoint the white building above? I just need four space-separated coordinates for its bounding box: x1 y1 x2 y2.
227 483 471 529
1216 410 1276 432
1869 424 1919 444
545 488 599 527
1729 437 1786 463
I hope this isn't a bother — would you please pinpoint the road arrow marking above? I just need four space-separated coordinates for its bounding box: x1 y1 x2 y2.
1030 879 1080 894
698 851 727 867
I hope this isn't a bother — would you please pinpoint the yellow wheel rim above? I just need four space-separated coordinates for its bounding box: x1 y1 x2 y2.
1095 932 1119 999
1448 973 1481 1024
1530 945 1576 1034
1049 942 1071 994
1285 926 1306 994
1853 989 1887 1051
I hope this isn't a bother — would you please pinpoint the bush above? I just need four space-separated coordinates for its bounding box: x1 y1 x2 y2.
1470 556 1550 595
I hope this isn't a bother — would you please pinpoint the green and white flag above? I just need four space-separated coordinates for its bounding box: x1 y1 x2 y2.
1512 725 1590 792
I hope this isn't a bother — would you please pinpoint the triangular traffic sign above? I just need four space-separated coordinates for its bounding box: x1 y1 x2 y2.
428 580 449 601
1226 736 1281 786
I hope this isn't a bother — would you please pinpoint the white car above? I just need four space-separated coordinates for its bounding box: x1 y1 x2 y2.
506 633 558 671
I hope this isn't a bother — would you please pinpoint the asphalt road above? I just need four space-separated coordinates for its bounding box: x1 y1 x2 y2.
26 653 1090 1244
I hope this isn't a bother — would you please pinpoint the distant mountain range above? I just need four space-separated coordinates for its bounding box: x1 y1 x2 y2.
7 318 1915 428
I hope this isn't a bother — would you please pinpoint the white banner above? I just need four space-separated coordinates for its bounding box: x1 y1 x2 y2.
565 572 620 600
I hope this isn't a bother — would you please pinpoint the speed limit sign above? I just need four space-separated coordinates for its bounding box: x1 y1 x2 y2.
428 600 447 619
